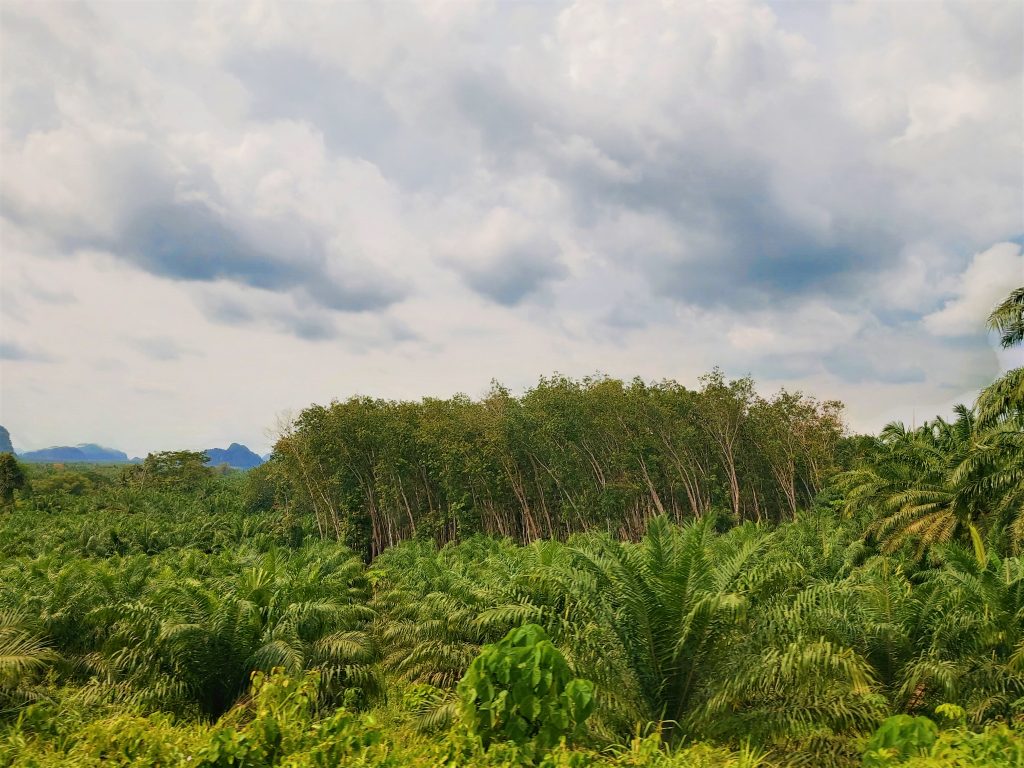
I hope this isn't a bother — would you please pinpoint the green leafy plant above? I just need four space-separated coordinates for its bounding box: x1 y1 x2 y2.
457 624 594 755
861 715 938 766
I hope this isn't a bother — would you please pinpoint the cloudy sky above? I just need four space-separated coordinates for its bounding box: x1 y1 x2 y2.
1 0 1021 457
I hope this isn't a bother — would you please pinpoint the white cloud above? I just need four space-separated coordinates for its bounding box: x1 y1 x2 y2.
923 242 1024 337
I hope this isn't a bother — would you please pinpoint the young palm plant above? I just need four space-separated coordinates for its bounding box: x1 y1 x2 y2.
563 518 786 733
902 538 1024 723
0 609 56 716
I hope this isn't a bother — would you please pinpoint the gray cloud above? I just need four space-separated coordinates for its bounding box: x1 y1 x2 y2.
455 237 567 306
130 336 198 362
0 341 53 362
24 282 75 305
2 190 405 329
5 1 1018 322
122 203 294 288
118 202 403 312
200 295 255 326
450 67 540 158
603 304 652 332
197 292 338 340
822 352 926 385
274 311 337 342
442 62 903 310
0 8 407 336
195 288 421 347
745 356 822 382
227 48 466 189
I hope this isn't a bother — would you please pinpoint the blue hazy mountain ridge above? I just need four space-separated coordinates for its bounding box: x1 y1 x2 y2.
7 428 264 468
203 443 264 469
19 444 130 463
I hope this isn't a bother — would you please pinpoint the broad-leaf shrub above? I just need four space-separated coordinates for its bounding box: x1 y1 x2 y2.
1 671 767 767
458 624 594 754
861 716 1023 767
861 715 938 766
198 670 382 768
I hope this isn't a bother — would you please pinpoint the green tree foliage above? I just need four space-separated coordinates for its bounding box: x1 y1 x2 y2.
1 542 378 718
2 667 783 767
28 470 95 498
122 450 215 494
861 715 1023 767
268 373 845 557
0 609 55 715
838 408 985 555
368 511 1024 763
899 541 1024 723
0 454 26 507
839 381 1022 552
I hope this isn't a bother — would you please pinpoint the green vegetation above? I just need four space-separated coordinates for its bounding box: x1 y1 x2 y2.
264 370 846 557
0 288 1021 766
0 454 25 508
458 624 594 754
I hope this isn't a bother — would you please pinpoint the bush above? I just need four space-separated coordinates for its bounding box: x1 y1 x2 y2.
458 624 595 756
861 715 1024 767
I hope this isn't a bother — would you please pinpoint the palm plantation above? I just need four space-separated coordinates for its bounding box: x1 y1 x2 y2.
0 287 1021 766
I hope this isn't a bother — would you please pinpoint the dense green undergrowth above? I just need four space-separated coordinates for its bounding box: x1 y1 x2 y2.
2 475 1022 766
4 669 1021 767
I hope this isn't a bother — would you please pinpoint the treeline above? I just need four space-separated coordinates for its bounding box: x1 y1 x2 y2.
257 370 846 558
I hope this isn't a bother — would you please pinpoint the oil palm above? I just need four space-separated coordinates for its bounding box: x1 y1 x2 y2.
0 609 55 716
902 540 1024 722
838 408 985 556
37 545 379 716
563 518 783 732
372 537 516 689
988 285 1024 349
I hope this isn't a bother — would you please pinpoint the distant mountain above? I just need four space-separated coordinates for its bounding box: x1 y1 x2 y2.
20 443 129 463
204 443 263 469
7 431 263 468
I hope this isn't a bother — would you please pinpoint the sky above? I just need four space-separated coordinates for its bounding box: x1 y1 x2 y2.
0 0 1022 458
